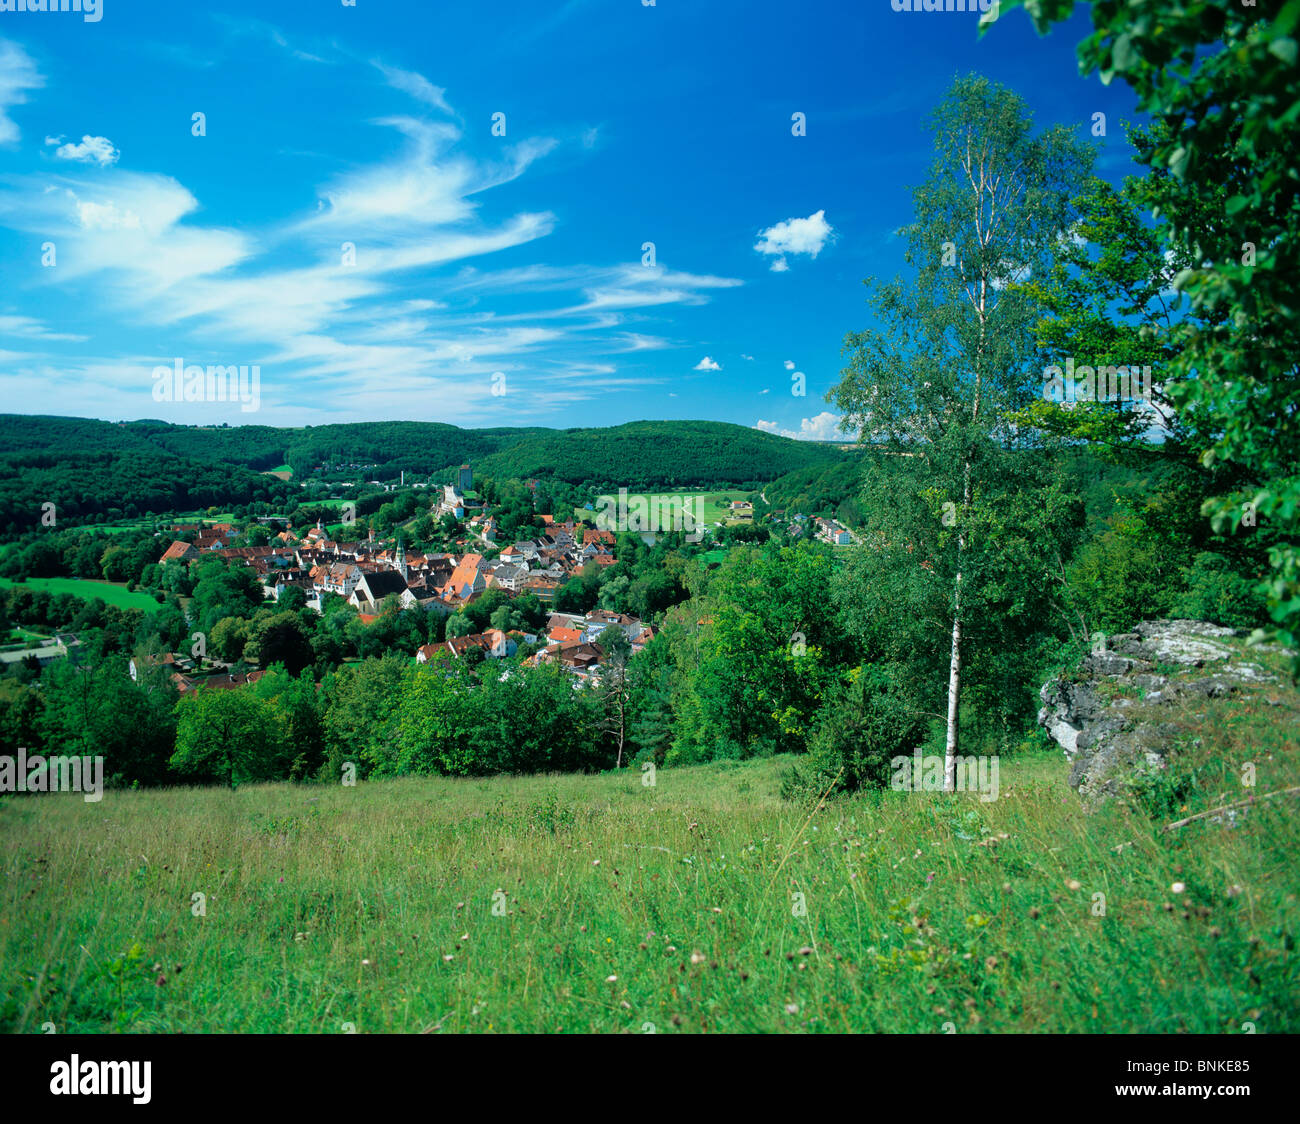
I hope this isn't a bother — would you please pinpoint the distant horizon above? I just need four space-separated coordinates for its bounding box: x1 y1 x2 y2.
0 410 864 445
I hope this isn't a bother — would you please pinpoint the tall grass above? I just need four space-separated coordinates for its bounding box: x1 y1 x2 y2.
3 710 1296 1032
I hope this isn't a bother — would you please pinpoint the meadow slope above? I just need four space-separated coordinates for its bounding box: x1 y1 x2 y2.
2 747 1296 1034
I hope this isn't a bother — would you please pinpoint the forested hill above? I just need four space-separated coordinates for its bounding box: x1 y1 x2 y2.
0 415 849 531
473 421 847 489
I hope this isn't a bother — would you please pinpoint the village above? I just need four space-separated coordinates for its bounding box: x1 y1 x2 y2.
148 465 658 692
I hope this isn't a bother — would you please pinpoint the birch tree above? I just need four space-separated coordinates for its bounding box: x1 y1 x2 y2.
829 76 1090 790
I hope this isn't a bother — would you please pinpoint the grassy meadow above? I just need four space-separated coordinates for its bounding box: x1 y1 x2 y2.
3 729 1297 1034
0 577 161 613
577 490 754 531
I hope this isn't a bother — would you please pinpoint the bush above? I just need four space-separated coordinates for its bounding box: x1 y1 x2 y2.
782 664 926 802
1173 552 1267 630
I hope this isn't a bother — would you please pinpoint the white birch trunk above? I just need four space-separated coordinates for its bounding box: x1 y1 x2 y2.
944 572 962 792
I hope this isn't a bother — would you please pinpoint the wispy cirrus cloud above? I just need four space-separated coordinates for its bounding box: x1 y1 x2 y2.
374 61 454 115
0 39 41 146
0 46 742 424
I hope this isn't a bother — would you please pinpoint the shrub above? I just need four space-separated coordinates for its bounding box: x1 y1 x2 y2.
782 663 926 802
1173 552 1267 630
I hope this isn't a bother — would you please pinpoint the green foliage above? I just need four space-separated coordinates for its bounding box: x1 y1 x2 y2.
320 655 407 779
38 659 178 786
782 664 928 801
170 689 280 787
1000 0 1300 661
395 659 602 776
0 417 292 535
475 420 841 489
666 544 848 764
1173 552 1269 631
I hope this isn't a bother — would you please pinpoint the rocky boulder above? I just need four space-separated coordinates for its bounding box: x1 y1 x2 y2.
1037 620 1280 801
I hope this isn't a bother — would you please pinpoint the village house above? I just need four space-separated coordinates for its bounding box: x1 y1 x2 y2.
349 569 411 613
158 540 200 565
172 669 268 695
814 517 853 545
439 553 486 603
442 628 516 660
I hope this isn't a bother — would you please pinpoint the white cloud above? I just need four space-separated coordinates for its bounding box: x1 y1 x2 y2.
213 16 328 64
375 62 453 114
741 353 753 360
759 388 769 394
693 356 721 371
754 209 833 271
572 264 742 315
0 54 743 424
0 314 87 342
0 39 42 147
755 411 848 442
50 135 120 166
614 333 670 352
784 359 795 370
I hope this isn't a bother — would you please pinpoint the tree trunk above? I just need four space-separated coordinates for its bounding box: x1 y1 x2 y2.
943 573 963 792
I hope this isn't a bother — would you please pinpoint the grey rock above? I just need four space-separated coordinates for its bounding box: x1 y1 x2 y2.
1038 619 1277 802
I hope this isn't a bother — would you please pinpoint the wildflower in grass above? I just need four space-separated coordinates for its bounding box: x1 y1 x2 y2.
785 1003 799 1014
690 950 706 965
1066 879 1082 891
605 974 617 983
1171 881 1186 894
926 872 936 883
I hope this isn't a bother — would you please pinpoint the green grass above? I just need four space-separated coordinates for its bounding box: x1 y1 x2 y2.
3 710 1296 1032
0 577 160 612
576 491 754 531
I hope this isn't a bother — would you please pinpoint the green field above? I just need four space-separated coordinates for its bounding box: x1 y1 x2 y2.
3 745 1296 1033
64 512 238 536
576 491 754 532
0 577 161 612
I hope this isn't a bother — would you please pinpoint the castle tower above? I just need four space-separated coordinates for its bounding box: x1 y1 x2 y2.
458 463 472 493
396 538 408 581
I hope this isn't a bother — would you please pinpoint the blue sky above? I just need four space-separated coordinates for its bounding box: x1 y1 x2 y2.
0 0 1143 436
